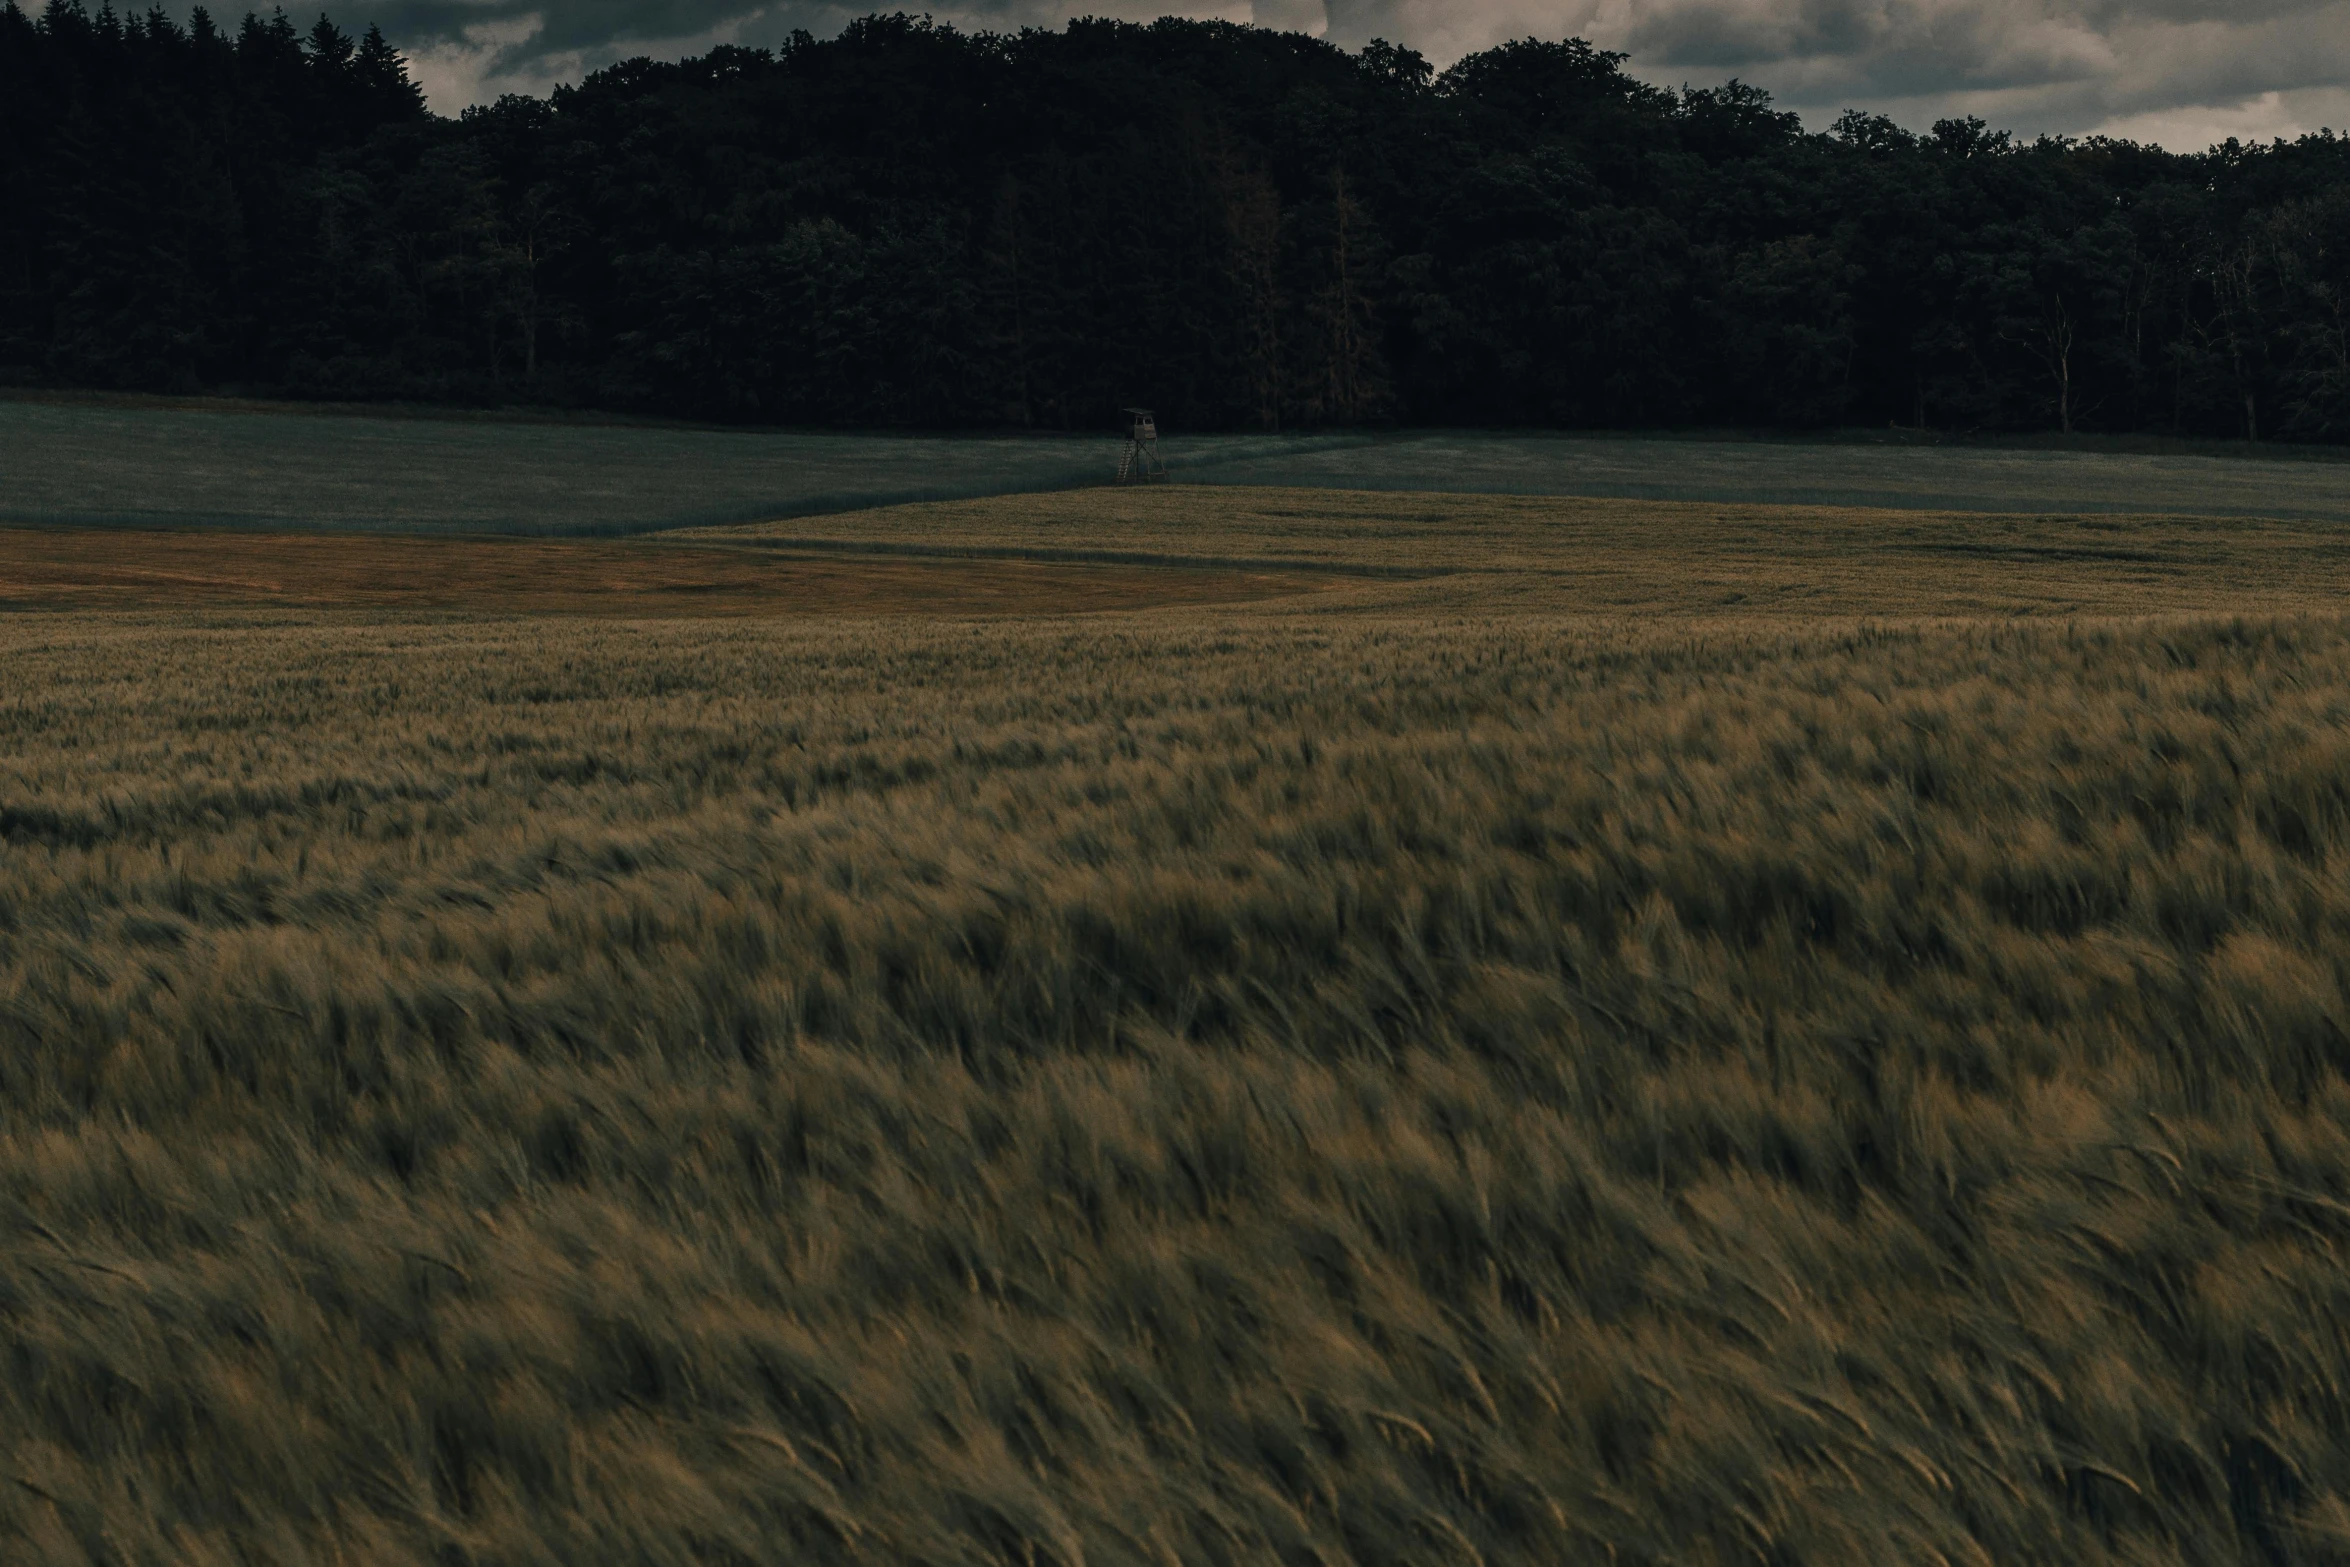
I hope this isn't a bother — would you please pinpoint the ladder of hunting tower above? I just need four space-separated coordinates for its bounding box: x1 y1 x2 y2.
1118 408 1165 482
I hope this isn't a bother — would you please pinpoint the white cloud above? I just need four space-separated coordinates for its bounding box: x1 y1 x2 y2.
2089 84 2350 145
1595 0 2350 144
401 13 546 105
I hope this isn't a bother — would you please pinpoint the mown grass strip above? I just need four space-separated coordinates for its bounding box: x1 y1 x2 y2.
671 533 1439 578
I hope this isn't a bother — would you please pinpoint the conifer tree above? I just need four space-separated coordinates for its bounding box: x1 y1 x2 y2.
353 21 423 118
305 12 351 74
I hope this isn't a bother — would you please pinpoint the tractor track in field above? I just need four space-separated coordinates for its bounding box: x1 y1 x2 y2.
658 533 1441 579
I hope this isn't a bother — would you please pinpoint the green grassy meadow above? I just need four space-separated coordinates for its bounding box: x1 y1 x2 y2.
0 399 1352 535
14 394 2350 534
1185 430 2350 522
9 470 2350 1562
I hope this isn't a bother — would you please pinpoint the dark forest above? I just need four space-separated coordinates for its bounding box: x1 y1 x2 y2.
7 0 2350 437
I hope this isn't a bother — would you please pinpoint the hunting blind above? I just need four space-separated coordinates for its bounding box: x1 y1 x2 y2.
1118 408 1166 482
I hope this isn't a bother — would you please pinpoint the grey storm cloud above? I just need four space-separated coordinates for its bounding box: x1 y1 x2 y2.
339 0 2350 148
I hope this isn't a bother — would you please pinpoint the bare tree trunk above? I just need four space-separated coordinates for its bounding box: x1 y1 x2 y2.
2054 292 2074 435
1224 170 1283 431
522 236 538 381
2014 289 2076 434
2217 238 2263 440
1328 167 1359 422
1006 215 1031 427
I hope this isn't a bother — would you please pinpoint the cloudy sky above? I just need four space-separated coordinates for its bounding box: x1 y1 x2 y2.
359 0 2350 150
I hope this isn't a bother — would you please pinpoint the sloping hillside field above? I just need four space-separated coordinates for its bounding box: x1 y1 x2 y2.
0 399 1348 535
11 394 2350 533
7 476 2350 1562
1188 429 2350 520
0 526 1334 615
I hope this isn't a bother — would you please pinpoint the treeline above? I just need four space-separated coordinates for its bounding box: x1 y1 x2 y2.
7 3 2350 437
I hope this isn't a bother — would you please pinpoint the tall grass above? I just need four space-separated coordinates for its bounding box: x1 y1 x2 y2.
7 603 2350 1562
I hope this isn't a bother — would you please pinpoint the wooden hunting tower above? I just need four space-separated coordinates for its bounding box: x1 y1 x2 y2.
1117 408 1166 482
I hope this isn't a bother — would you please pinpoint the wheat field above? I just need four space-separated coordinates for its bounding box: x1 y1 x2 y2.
679 485 2350 618
0 525 1331 616
6 487 2350 1563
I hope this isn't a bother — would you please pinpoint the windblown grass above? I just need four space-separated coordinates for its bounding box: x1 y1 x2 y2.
8 526 2350 1560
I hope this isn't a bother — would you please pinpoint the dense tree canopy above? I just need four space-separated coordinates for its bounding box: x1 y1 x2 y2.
6 1 2350 438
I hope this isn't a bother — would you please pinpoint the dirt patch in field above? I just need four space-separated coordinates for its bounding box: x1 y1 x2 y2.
0 528 1336 616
